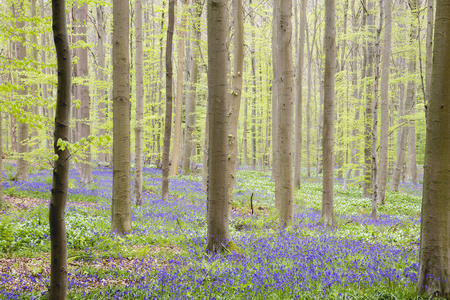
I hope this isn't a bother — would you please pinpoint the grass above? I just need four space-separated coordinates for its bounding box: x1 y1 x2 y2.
0 163 435 299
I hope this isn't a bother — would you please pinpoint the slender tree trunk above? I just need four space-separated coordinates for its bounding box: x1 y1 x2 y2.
243 88 248 166
77 2 92 183
31 0 39 151
202 108 209 191
134 0 144 205
362 0 374 198
97 5 108 164
206 0 231 252
14 1 28 182
425 0 433 104
162 0 175 201
112 0 132 234
377 0 392 205
170 0 188 176
293 0 306 188
321 0 336 225
417 1 450 295
227 0 244 214
49 0 71 297
271 0 280 182
156 4 165 168
182 0 202 174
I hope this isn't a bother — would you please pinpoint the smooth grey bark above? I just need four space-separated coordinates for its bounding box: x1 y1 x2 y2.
362 0 374 198
321 0 335 225
206 0 231 252
227 0 244 213
170 0 188 177
112 0 132 234
274 0 294 228
97 5 108 164
162 0 175 201
293 0 306 188
417 1 450 295
182 0 202 174
31 0 39 151
14 1 29 182
76 2 92 184
271 0 279 182
134 0 144 205
425 0 433 103
377 0 392 205
49 0 71 297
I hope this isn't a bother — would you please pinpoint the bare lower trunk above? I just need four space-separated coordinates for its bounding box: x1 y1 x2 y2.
97 5 108 164
111 0 132 234
134 0 144 205
49 0 71 297
162 0 175 201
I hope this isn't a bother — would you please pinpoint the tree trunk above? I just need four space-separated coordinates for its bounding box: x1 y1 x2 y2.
293 0 306 188
112 0 132 234
182 0 202 174
49 0 71 297
271 0 279 182
14 1 28 182
170 0 188 176
425 0 433 104
206 0 231 252
77 2 92 183
275 0 294 228
321 0 335 225
362 0 374 198
31 0 39 151
227 0 244 214
97 5 108 164
377 0 392 205
0 112 3 210
162 0 175 201
417 1 450 295
134 0 144 205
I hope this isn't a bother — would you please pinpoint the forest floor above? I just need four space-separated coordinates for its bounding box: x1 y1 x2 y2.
0 162 436 299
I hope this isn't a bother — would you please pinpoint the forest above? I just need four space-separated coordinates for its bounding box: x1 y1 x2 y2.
0 0 449 298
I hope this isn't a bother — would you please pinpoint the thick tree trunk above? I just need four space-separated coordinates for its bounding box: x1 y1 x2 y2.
77 2 92 184
14 1 28 182
134 0 144 205
227 0 244 214
49 0 71 297
112 0 132 234
170 0 188 176
162 0 175 201
417 1 450 295
293 0 306 188
321 0 335 225
275 0 294 228
206 0 231 252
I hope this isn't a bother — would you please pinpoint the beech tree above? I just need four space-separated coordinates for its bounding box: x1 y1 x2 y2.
206 0 231 252
417 0 450 296
49 0 71 297
275 0 294 228
321 0 335 225
162 0 175 201
134 0 144 205
111 0 132 234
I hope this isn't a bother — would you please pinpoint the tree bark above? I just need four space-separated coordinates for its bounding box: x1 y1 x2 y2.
76 2 92 184
170 0 188 176
417 1 450 295
162 0 175 201
321 0 336 225
49 0 71 297
14 1 29 182
293 0 306 188
182 0 202 174
425 0 433 104
275 0 294 228
271 0 280 182
112 0 132 234
377 0 391 205
227 0 244 215
134 0 144 205
206 0 231 252
97 5 108 164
